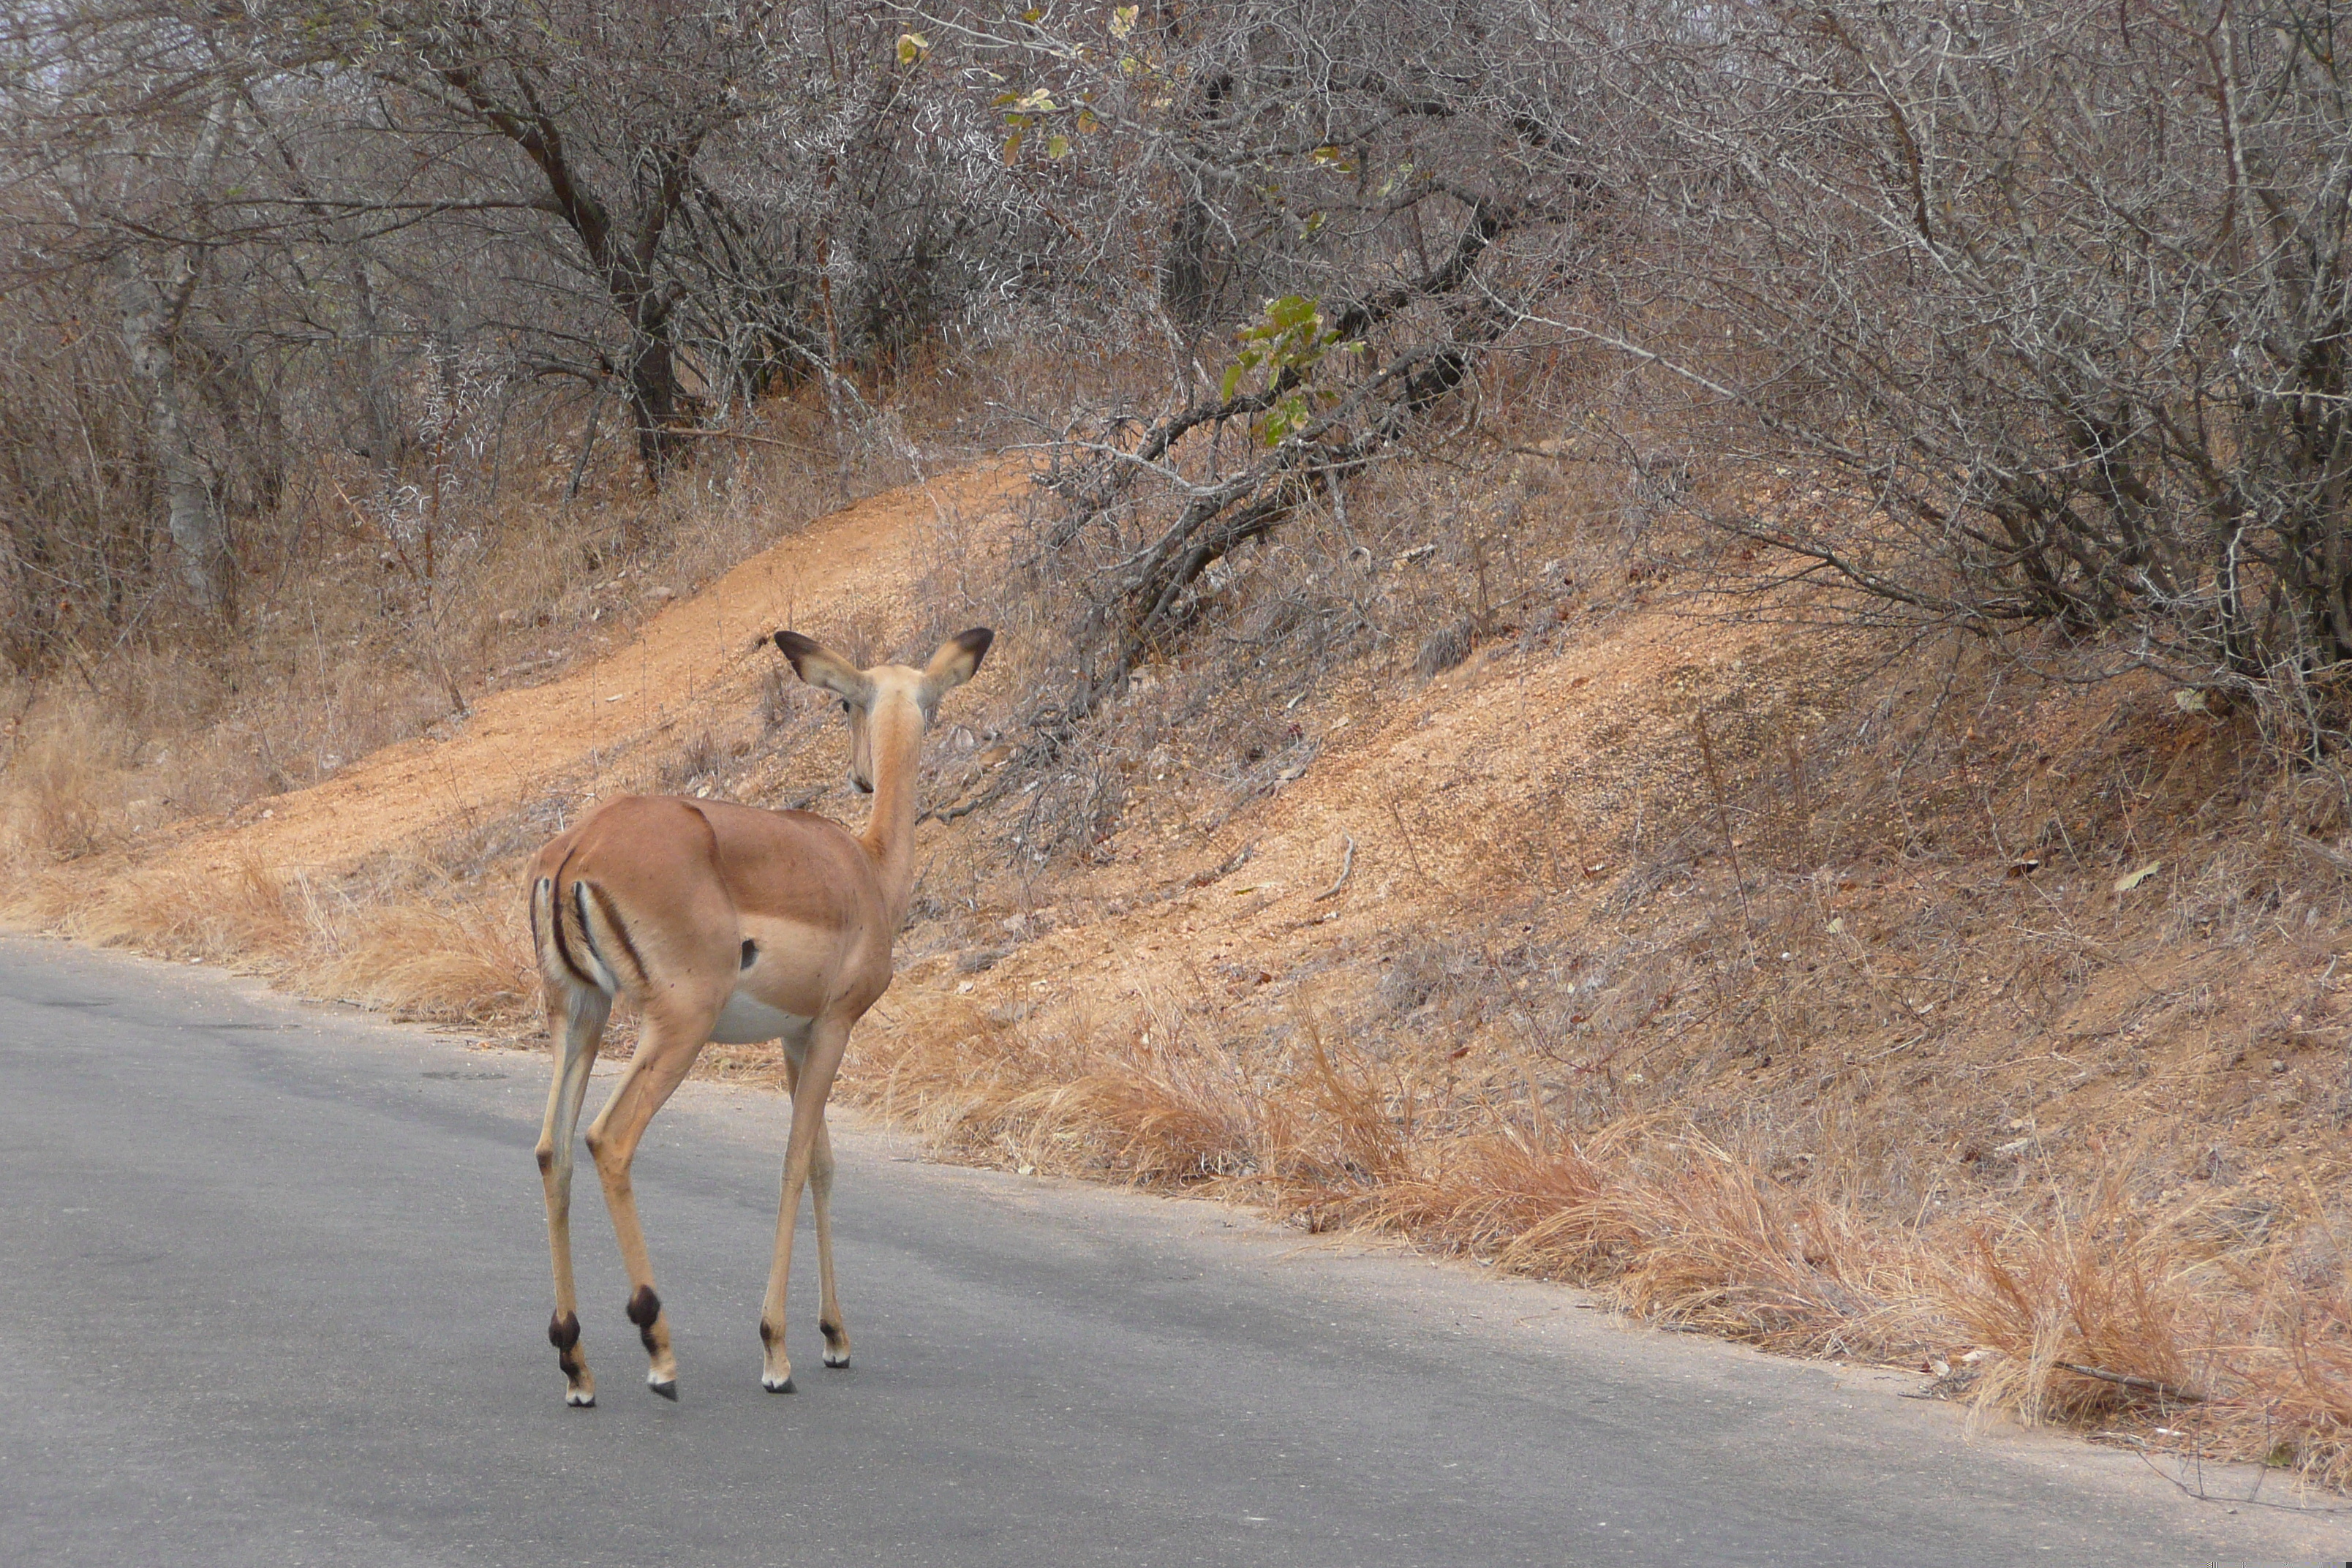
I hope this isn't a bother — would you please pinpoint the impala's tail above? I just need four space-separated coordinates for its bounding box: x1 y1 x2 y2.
531 853 644 998
529 861 592 995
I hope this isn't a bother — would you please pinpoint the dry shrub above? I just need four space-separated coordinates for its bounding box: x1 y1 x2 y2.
847 990 1262 1177
847 996 1055 1147
1603 1152 1923 1354
859 990 1938 1352
1357 1126 1929 1354
1944 1182 2208 1430
3 823 532 1028
0 354 997 875
856 969 2352 1487
57 843 296 962
296 891 533 1024
998 1036 1264 1182
1368 1131 1614 1257
2227 1300 2352 1481
4 717 119 861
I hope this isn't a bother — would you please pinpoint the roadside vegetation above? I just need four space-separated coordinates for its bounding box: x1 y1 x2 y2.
5 0 2352 1495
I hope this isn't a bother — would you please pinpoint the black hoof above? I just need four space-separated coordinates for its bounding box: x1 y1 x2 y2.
649 1379 678 1402
568 1395 596 1409
764 1376 796 1394
825 1358 851 1371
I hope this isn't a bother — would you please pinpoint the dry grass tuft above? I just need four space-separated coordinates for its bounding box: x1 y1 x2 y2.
296 892 534 1022
1 697 129 862
1945 1182 2209 1429
56 843 296 961
4 838 532 1029
848 993 1264 1178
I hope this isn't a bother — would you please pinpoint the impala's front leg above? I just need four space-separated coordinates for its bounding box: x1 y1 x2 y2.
537 983 609 1407
761 1017 850 1391
584 1016 709 1401
780 1048 851 1371
811 1117 850 1369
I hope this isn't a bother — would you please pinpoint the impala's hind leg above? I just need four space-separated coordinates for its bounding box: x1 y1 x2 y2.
537 979 610 1407
761 1014 851 1391
584 995 717 1401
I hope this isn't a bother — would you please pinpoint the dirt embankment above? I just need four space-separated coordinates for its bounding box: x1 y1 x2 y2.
118 463 1028 886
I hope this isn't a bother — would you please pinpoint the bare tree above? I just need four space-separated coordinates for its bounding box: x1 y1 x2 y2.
912 0 1607 732
0 0 1058 659
1 0 408 639
1567 0 2352 734
7 30 255 619
361 1 776 473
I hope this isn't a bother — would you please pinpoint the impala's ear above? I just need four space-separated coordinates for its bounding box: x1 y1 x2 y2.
921 627 993 701
773 630 873 705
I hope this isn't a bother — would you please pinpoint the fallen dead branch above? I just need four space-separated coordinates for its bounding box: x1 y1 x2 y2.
1315 834 1356 900
2058 1362 2206 1404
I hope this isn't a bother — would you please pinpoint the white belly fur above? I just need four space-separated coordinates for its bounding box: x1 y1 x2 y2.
708 990 814 1047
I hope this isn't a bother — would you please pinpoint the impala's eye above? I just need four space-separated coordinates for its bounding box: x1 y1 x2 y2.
840 700 851 714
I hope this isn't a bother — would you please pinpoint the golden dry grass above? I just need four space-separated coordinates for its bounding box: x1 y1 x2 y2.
10 839 534 1028
296 894 535 1020
838 981 2352 1487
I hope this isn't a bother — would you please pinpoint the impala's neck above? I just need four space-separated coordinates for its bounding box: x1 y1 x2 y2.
855 698 926 929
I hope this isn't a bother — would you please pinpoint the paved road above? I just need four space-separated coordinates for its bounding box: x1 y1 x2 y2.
1 938 2342 1567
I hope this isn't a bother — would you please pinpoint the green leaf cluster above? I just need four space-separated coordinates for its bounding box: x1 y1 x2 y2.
992 86 1095 162
1220 295 1357 446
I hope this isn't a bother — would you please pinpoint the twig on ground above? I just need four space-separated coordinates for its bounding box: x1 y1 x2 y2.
1693 710 1753 931
1387 799 1436 886
2293 832 2352 876
660 426 827 456
2128 1442 2351 1515
2057 1362 2206 1403
1315 834 1357 900
1190 840 1256 889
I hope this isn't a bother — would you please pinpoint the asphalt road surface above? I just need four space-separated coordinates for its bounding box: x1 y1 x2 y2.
2 937 2344 1567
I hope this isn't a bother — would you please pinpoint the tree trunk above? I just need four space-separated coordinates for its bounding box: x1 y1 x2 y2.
1161 195 1216 326
113 255 233 620
625 287 684 475
348 253 400 472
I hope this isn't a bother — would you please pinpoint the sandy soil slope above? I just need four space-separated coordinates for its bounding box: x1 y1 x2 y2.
143 462 1026 883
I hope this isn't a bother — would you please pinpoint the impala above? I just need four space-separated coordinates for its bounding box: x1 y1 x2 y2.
525 626 993 1404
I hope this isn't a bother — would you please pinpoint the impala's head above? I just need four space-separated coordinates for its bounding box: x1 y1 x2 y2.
772 627 994 794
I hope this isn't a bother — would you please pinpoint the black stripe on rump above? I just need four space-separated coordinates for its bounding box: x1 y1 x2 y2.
545 848 596 989
571 882 611 989
584 881 649 990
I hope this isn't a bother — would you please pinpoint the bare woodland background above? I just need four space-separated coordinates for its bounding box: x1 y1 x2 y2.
9 0 2352 1494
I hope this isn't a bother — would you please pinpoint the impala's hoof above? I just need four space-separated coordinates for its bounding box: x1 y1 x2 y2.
762 1374 796 1393
649 1378 678 1402
565 1391 596 1409
823 1352 851 1369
